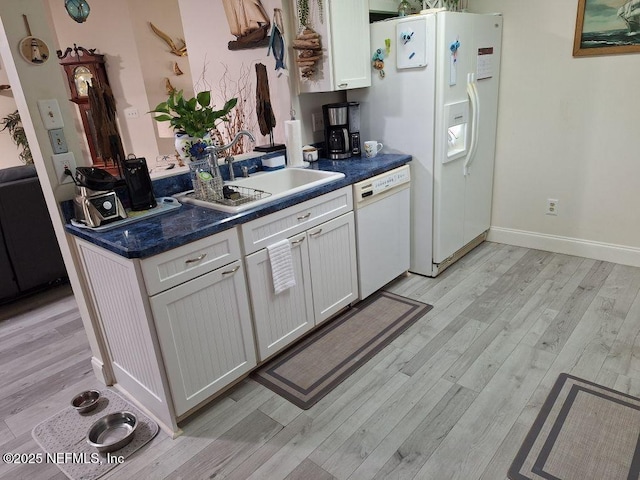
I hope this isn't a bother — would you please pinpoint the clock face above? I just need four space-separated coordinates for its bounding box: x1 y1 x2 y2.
74 66 93 96
65 0 90 23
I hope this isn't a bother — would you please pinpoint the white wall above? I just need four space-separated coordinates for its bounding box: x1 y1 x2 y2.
177 0 344 146
14 0 338 165
47 0 160 162
128 0 194 158
178 0 282 147
0 61 21 168
0 0 111 383
471 1 640 265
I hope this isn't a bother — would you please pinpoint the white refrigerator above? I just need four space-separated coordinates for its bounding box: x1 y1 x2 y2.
348 11 502 277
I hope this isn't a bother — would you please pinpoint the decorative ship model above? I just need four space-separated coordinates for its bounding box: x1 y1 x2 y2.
618 0 640 33
222 0 271 50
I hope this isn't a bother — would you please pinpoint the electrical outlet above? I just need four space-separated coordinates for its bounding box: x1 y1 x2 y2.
546 198 559 216
124 107 139 119
52 152 76 185
312 112 324 132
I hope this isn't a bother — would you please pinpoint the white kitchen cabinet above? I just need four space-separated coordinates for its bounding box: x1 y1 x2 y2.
246 232 315 361
369 0 401 13
292 0 371 93
149 260 256 416
74 227 255 431
307 212 358 323
246 209 358 361
240 186 353 255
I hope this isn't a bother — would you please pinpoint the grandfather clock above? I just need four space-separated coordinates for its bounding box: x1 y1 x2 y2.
57 44 118 173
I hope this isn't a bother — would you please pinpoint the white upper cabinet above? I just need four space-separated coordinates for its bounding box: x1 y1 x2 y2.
291 0 371 93
369 0 401 13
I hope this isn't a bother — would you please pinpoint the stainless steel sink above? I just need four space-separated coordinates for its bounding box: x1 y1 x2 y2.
174 167 345 213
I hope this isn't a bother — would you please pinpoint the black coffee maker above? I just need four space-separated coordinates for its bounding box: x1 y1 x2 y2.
323 102 361 160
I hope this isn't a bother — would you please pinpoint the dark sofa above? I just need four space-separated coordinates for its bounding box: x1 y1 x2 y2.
0 165 67 303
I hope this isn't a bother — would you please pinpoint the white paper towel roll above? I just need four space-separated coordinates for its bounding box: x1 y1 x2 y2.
285 120 303 167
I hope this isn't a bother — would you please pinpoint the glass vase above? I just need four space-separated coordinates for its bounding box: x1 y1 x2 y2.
398 0 412 16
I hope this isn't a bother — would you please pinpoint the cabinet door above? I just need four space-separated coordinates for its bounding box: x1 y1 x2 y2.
246 232 315 361
308 212 358 323
328 0 372 90
369 0 400 13
150 260 256 416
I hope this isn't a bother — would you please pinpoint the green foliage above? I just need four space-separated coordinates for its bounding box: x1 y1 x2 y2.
0 110 32 164
297 0 324 27
149 90 238 139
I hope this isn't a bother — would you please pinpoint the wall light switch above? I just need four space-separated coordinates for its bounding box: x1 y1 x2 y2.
37 99 64 130
49 128 68 154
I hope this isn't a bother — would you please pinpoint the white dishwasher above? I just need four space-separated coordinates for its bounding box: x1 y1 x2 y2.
353 164 411 300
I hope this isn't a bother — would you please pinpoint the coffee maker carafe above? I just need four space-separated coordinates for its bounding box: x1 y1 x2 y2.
323 103 351 160
323 102 361 159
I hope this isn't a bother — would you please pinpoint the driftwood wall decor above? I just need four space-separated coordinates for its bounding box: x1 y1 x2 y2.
222 0 271 50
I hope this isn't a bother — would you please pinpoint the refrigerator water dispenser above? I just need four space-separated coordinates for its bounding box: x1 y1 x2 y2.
443 100 469 163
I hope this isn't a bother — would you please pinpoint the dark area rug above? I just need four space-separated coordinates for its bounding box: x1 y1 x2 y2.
509 373 640 480
252 290 433 410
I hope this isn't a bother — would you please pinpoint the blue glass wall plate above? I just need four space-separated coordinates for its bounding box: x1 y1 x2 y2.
65 0 90 23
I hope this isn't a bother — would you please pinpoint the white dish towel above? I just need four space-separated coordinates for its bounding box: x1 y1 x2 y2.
267 239 296 294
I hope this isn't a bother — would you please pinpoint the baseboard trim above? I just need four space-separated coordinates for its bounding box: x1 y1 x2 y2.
91 357 110 386
488 227 640 268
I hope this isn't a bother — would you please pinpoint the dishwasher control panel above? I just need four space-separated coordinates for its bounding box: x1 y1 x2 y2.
353 164 411 202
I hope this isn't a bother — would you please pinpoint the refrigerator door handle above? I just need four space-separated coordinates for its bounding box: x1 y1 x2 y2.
464 75 481 176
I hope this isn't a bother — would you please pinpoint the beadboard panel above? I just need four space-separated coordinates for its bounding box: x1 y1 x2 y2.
308 212 358 323
246 232 315 361
241 187 353 254
150 261 257 416
76 240 175 429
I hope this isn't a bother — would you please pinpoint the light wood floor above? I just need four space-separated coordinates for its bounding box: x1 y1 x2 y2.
2 242 640 480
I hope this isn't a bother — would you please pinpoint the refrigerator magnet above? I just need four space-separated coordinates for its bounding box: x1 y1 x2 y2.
372 48 385 78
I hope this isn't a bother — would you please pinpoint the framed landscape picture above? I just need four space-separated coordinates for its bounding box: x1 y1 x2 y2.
573 0 640 56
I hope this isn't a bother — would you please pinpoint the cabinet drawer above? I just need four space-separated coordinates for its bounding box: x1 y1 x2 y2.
141 228 241 296
241 187 353 254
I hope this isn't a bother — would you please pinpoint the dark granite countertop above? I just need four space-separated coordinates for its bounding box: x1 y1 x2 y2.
64 154 411 259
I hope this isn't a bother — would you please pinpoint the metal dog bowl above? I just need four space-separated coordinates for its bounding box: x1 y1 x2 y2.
70 390 101 414
86 411 137 453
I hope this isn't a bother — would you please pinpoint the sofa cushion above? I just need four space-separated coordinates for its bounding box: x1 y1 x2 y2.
0 169 66 292
0 165 37 183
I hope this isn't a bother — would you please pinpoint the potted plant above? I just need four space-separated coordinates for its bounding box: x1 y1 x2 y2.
0 110 32 164
150 90 237 162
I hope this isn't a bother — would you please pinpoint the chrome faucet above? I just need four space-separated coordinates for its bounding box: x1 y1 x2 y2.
225 156 235 181
204 130 256 181
218 130 256 153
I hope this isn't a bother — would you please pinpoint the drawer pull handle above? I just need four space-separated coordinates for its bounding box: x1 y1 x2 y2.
310 229 323 237
185 253 207 264
222 265 240 276
297 212 311 220
291 237 305 246
338 83 348 88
